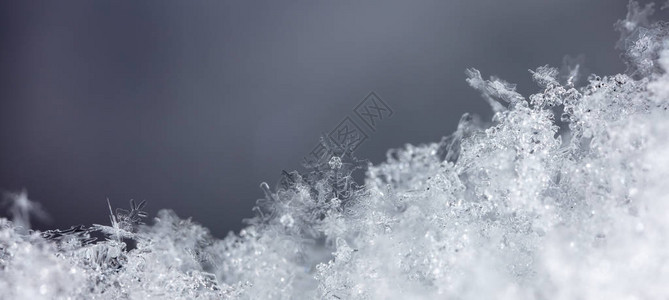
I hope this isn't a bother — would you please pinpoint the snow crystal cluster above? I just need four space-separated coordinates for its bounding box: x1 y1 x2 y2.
3 2 669 299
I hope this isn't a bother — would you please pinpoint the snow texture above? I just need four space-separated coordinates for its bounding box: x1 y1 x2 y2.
3 2 669 299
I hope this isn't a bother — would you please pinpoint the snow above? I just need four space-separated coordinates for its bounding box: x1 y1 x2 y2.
2 2 669 299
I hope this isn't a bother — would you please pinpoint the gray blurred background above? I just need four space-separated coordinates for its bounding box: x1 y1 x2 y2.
0 0 656 237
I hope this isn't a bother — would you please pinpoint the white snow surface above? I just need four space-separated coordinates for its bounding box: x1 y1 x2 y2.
2 2 669 299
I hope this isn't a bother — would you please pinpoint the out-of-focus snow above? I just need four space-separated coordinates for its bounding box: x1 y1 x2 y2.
2 2 669 299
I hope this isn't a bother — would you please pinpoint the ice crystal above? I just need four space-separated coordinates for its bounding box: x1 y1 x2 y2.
3 2 669 299
1 190 49 232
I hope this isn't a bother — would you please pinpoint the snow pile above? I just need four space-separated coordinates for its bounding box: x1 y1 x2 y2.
2 2 669 299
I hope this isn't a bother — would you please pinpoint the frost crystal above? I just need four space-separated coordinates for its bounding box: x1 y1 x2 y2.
3 2 669 299
328 156 343 170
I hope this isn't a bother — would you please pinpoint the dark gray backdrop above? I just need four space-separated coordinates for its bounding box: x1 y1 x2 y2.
0 0 655 237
